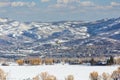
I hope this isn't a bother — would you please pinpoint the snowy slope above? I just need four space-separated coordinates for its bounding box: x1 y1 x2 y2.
0 65 119 80
0 17 120 58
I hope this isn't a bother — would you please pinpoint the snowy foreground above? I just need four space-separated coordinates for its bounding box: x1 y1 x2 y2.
0 64 119 80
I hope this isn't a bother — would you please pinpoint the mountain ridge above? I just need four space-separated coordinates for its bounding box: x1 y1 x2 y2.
0 17 120 59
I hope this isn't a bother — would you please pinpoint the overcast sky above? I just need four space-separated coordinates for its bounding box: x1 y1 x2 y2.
0 0 120 22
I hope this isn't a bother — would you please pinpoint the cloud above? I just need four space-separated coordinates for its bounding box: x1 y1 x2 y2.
57 0 80 4
56 0 95 7
94 2 120 10
50 0 80 8
94 5 112 10
51 0 95 8
41 0 50 3
0 2 10 7
80 1 95 7
11 1 36 7
47 0 120 12
111 2 120 7
0 1 36 7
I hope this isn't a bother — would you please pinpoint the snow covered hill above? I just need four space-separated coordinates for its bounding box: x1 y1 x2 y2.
0 17 120 58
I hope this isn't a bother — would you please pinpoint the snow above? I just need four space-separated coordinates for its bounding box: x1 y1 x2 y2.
0 65 119 80
10 21 19 27
0 18 90 40
0 18 8 23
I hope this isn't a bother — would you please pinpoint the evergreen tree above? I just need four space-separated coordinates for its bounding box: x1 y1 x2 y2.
90 58 95 65
107 56 114 65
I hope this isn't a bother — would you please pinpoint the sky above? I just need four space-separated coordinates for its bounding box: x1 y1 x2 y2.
0 0 120 22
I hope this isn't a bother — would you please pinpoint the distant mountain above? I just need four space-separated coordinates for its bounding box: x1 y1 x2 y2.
0 17 120 59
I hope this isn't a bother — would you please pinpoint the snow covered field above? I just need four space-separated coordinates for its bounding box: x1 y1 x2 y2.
0 64 119 80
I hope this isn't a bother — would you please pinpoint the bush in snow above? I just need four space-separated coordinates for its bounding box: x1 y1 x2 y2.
16 59 24 65
102 72 111 80
115 58 120 64
89 71 99 80
45 75 56 80
111 67 120 80
40 72 48 80
33 75 39 80
30 58 42 65
65 75 74 80
89 67 120 80
33 72 56 80
44 58 54 65
0 68 7 80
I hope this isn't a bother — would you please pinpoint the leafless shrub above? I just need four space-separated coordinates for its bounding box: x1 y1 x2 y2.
0 68 7 80
44 58 54 65
111 67 120 80
117 67 120 72
16 59 24 65
115 58 120 64
65 75 74 80
33 72 56 80
102 72 111 80
33 75 39 80
89 71 99 80
30 58 42 65
40 72 48 80
45 75 56 80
